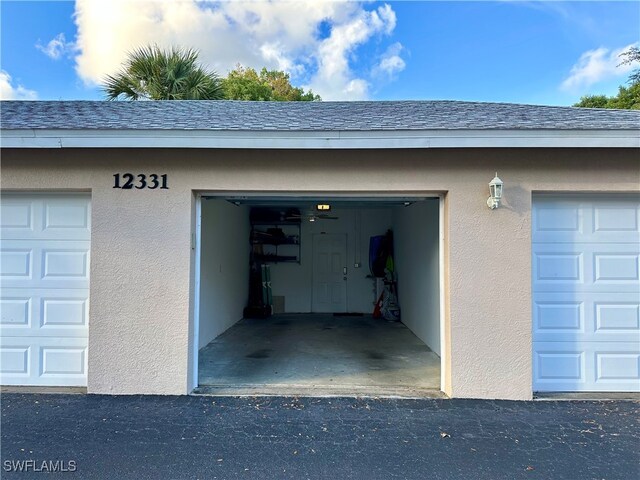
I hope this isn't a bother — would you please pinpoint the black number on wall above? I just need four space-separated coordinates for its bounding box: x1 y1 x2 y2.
148 174 159 189
122 173 135 189
113 173 169 190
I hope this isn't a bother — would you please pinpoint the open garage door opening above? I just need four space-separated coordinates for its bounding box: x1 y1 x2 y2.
193 194 444 397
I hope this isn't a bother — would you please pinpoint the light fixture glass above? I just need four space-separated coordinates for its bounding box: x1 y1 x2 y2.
316 204 331 211
487 173 504 209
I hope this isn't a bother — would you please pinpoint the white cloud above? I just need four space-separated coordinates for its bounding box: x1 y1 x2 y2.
259 42 305 76
305 4 398 100
36 33 76 60
373 42 405 78
72 0 404 100
561 43 638 92
0 70 38 100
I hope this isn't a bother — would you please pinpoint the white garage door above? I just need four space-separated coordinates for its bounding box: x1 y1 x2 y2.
1 194 90 386
532 195 640 392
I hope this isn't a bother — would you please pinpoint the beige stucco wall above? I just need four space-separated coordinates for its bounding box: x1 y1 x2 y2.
1 147 638 399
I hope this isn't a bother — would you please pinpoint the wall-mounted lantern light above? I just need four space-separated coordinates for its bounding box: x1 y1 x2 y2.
487 173 504 210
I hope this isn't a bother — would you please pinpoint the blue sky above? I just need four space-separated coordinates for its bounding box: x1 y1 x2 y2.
1 1 638 104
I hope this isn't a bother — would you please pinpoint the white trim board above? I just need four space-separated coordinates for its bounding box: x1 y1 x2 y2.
191 194 202 392
2 129 638 149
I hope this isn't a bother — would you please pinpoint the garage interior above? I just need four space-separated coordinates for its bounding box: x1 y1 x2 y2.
195 196 442 395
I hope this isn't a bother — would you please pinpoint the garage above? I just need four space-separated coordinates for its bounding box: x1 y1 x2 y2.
0 193 90 387
1 100 639 399
194 195 443 395
532 195 640 392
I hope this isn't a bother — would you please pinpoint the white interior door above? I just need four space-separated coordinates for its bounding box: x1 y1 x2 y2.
312 234 347 313
1 193 90 386
532 195 640 392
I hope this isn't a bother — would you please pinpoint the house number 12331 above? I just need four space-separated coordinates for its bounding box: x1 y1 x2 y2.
113 173 169 190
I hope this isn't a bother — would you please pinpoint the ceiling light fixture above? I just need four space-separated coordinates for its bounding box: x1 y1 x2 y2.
316 204 331 211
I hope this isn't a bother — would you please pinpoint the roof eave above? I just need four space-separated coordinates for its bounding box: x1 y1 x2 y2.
1 128 638 149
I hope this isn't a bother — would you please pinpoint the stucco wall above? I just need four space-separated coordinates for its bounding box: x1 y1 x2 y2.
1 147 638 399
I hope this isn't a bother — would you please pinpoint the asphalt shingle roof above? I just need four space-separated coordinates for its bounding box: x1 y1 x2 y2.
1 100 639 131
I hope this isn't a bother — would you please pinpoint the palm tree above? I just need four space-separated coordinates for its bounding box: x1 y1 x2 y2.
103 45 224 100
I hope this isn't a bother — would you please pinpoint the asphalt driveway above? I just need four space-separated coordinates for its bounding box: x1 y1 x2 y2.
1 394 638 479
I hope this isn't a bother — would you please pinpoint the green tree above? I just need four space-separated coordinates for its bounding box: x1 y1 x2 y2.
574 83 640 110
222 65 320 101
103 45 224 100
573 46 640 110
573 94 610 109
608 82 640 109
619 46 640 85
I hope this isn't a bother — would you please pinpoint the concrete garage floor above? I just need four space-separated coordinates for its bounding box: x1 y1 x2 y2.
197 314 441 397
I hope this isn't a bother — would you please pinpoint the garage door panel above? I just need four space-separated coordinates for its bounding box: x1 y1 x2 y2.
0 345 30 376
593 204 639 233
534 299 584 339
0 296 31 328
596 352 640 382
1 288 88 337
0 194 90 387
0 248 33 279
534 292 640 343
43 198 90 231
596 302 640 331
535 349 584 382
533 195 640 392
1 195 90 241
533 202 583 241
533 197 640 244
0 200 35 230
594 252 639 284
0 337 88 386
1 240 90 290
533 243 639 293
534 342 640 392
42 247 90 280
41 346 86 376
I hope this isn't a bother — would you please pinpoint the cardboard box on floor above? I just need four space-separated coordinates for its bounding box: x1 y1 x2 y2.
272 296 285 314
